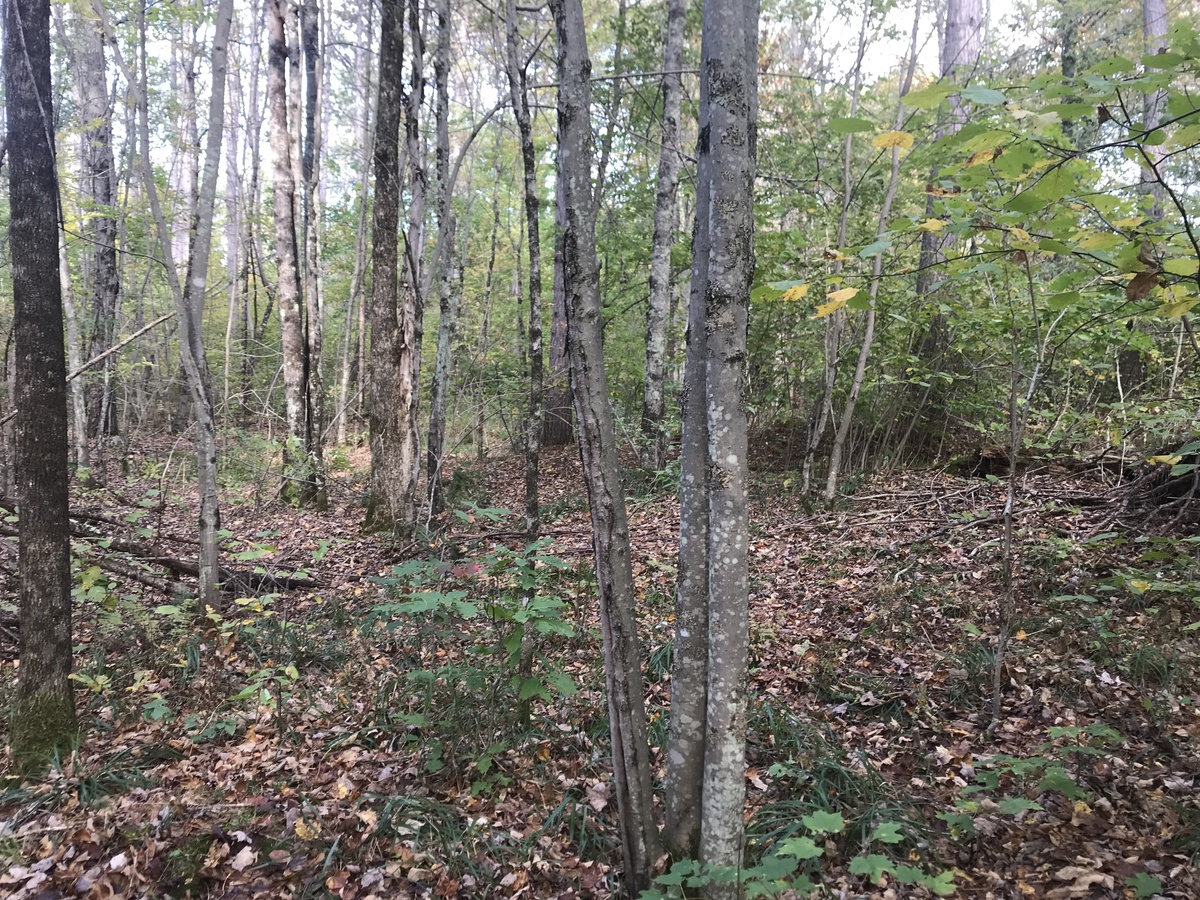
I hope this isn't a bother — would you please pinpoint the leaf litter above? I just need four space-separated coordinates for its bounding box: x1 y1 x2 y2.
1 444 1197 898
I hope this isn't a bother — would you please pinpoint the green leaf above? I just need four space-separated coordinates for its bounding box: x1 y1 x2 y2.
802 810 845 834
848 854 891 881
544 670 578 697
1033 167 1075 202
1046 291 1081 310
903 82 953 109
1005 192 1049 214
960 85 1006 105
998 797 1044 814
155 605 182 616
1126 872 1163 898
518 676 548 701
1039 766 1086 799
775 836 824 860
893 865 927 884
1091 56 1135 76
1163 257 1199 276
870 822 905 844
830 116 875 134
859 238 892 257
924 870 958 896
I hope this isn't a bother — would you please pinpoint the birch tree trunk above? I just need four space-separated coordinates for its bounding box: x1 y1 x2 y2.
695 0 758 883
7 0 78 763
550 0 659 888
267 0 324 506
503 0 544 538
640 0 685 472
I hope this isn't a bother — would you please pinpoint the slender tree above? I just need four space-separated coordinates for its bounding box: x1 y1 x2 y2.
640 0 686 471
503 0 545 538
550 0 660 887
7 0 78 762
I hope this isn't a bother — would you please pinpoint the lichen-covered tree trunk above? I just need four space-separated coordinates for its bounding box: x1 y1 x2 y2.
695 0 758 884
550 0 660 888
662 20 714 857
640 0 685 472
7 0 78 763
504 0 545 538
365 0 415 534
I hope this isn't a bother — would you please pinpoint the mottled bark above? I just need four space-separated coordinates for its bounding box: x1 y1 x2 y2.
7 0 78 763
550 0 660 889
663 19 713 859
695 0 758 883
640 0 685 471
504 0 544 537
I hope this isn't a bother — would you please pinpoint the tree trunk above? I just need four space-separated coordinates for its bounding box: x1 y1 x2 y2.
550 0 660 888
543 175 574 447
301 0 328 507
640 0 685 472
72 9 121 453
663 11 715 857
6 0 78 764
268 0 324 506
99 0 232 610
695 0 758 884
426 0 456 513
365 0 417 534
504 0 545 539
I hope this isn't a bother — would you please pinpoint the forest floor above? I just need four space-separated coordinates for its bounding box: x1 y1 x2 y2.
1 439 1198 899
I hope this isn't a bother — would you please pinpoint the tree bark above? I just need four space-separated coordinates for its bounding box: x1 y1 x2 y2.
640 0 685 472
543 175 574 447
426 0 457 513
6 0 78 763
550 0 660 888
365 0 417 534
268 0 325 506
695 0 758 883
504 0 544 538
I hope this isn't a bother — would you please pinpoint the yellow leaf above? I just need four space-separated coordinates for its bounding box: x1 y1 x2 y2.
824 249 849 261
812 288 857 318
1113 216 1145 228
1016 629 1028 641
1147 454 1183 466
294 818 320 840
966 148 997 167
918 218 947 232
780 283 810 301
1129 579 1151 594
1010 227 1032 243
1157 298 1199 318
872 130 915 150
